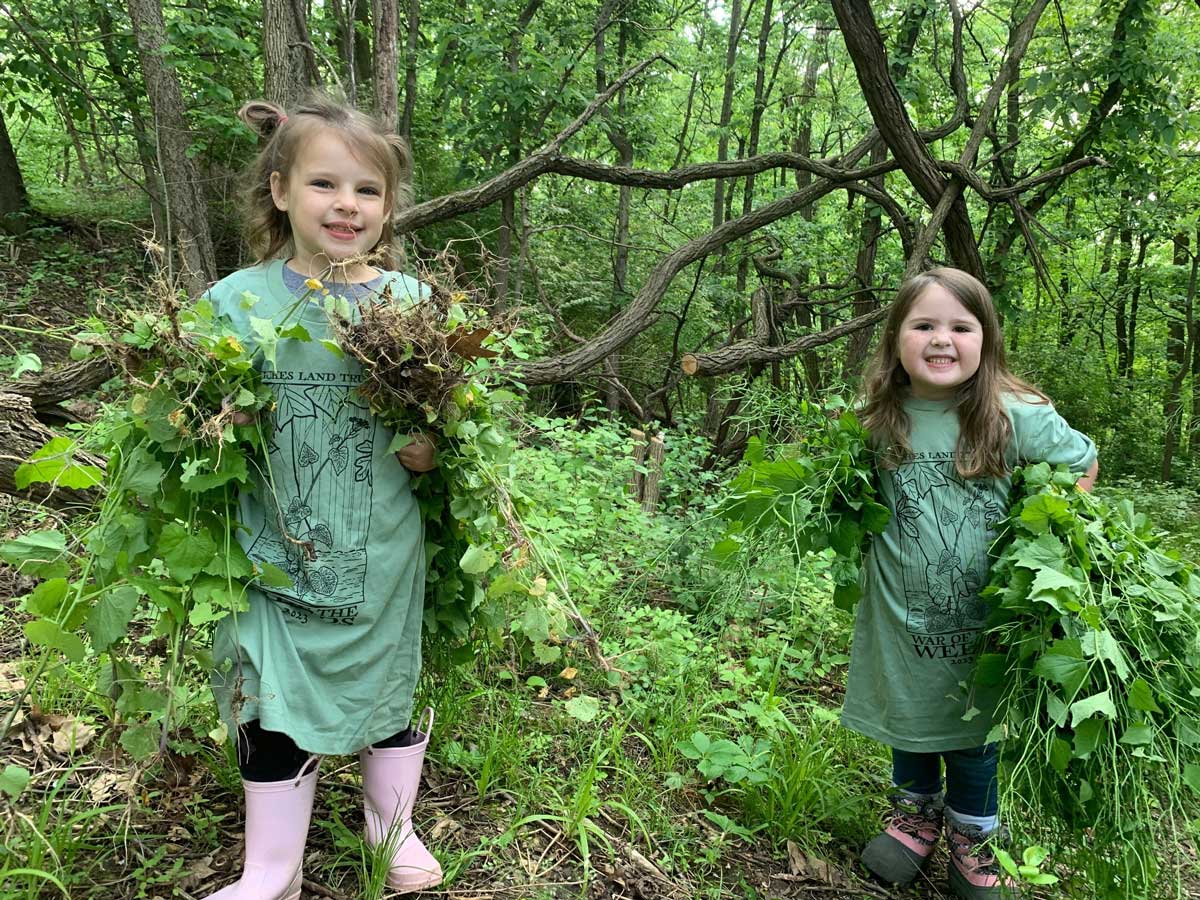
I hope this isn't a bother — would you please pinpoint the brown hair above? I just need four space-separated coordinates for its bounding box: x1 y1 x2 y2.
237 93 413 267
860 267 1048 479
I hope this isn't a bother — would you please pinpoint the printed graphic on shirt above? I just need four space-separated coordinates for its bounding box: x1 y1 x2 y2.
248 370 375 625
892 452 1004 662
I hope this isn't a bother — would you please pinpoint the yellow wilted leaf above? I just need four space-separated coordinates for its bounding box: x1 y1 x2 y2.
559 667 578 680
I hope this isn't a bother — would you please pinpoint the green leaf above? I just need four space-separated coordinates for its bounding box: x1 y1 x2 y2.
0 528 66 578
9 352 42 377
519 601 550 643
563 695 601 723
459 544 495 575
319 339 345 359
1029 567 1084 612
22 578 69 617
25 619 86 661
119 723 160 760
158 522 217 581
532 642 561 664
249 316 279 367
14 437 103 490
1073 717 1105 759
1070 689 1116 728
1183 764 1200 796
1033 648 1088 699
0 764 31 800
1080 630 1130 682
120 446 165 497
255 561 293 588
1127 677 1162 714
85 585 141 652
1118 722 1154 746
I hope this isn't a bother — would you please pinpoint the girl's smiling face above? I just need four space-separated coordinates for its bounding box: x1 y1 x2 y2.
898 283 984 400
270 129 389 280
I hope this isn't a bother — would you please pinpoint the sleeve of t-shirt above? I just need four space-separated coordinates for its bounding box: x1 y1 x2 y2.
1007 397 1097 472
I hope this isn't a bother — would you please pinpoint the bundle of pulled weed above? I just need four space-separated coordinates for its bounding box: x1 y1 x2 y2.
4 279 280 759
976 463 1200 895
334 274 510 430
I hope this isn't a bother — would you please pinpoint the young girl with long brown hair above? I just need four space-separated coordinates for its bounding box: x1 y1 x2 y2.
202 94 441 899
844 267 1097 899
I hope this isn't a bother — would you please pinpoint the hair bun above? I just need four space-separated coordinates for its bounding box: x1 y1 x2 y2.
238 100 288 140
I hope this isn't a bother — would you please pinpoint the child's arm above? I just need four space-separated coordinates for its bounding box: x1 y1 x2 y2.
1076 459 1099 493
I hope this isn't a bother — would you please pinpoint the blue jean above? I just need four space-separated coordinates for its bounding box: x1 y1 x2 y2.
891 744 998 817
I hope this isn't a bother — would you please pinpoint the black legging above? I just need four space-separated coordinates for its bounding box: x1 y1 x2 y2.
236 720 419 782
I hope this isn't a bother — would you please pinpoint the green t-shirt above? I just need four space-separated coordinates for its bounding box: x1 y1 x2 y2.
207 260 427 754
840 395 1097 753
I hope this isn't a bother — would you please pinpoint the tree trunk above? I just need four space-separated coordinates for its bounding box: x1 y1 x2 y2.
735 0 773 294
372 0 399 131
0 106 29 225
496 0 544 309
711 0 742 232
126 0 217 297
1162 232 1193 480
263 0 318 106
596 8 634 415
1124 232 1148 379
844 2 925 377
1114 218 1133 380
93 0 168 240
400 0 419 138
831 0 983 278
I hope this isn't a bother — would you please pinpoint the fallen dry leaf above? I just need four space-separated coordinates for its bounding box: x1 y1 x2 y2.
51 717 96 755
559 667 578 680
787 840 835 883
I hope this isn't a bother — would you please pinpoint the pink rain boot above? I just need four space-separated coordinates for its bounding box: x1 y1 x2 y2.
205 756 320 900
359 707 443 893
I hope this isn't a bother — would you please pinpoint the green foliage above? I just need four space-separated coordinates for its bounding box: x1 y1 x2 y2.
979 463 1200 894
714 402 888 612
3 293 278 755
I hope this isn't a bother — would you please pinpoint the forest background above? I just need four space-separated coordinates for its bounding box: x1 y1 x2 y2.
1 0 1200 897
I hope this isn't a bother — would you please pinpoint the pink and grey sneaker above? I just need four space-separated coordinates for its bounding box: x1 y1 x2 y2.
945 818 1016 899
860 793 943 885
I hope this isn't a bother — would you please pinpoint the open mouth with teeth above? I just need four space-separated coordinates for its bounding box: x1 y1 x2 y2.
924 356 958 367
324 223 360 239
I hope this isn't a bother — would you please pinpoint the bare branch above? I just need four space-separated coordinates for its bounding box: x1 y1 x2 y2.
393 55 663 233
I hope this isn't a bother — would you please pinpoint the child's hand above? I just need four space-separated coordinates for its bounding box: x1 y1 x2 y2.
396 433 437 472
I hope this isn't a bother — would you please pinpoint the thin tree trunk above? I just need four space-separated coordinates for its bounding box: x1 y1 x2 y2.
496 0 544 308
126 0 217 296
56 97 93 185
712 0 742 232
355 0 373 103
373 0 399 132
1126 232 1148 376
1162 232 1193 480
1114 217 1133 380
597 7 633 415
0 106 29 223
735 0 773 294
93 0 168 239
399 0 419 138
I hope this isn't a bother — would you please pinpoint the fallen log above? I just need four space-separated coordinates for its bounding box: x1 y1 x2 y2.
0 391 104 510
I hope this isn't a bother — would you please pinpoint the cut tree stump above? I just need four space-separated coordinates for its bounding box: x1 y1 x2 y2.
628 428 647 499
641 434 665 515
